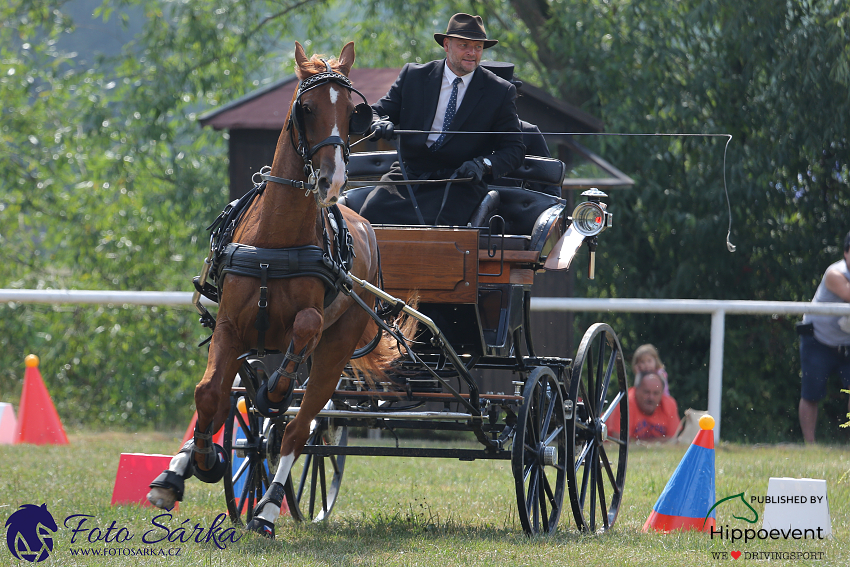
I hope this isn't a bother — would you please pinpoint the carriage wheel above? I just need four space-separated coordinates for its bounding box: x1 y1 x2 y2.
511 366 567 535
566 323 628 533
283 402 348 522
223 362 282 526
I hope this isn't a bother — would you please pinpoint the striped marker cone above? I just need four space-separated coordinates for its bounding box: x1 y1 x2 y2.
643 414 716 532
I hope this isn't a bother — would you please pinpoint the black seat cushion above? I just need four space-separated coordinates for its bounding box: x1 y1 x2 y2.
347 152 564 185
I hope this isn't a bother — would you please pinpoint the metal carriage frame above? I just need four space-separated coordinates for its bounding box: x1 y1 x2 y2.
200 151 630 536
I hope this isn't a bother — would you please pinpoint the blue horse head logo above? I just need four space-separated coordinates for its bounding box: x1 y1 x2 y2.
5 504 58 563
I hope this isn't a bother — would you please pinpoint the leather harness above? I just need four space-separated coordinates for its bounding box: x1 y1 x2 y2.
196 176 354 355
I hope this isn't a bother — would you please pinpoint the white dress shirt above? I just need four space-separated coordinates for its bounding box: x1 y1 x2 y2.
426 62 473 147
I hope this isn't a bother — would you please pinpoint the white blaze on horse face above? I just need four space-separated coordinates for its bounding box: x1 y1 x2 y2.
327 87 346 194
330 125 346 192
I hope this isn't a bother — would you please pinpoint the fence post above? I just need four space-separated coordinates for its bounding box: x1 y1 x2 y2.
708 309 725 442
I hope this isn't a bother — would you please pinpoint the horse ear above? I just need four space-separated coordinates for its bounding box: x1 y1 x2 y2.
337 42 355 76
294 41 308 71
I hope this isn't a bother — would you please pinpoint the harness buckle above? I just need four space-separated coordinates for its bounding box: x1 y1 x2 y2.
258 263 270 308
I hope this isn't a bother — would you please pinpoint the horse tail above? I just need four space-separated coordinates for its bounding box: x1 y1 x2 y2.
347 293 419 388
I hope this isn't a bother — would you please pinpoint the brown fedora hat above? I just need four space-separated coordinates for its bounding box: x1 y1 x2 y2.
434 13 498 49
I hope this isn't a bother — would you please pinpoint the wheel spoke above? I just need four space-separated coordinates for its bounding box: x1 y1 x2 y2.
596 456 609 530
309 454 319 519
319 457 328 516
598 444 620 495
235 410 256 443
589 444 598 531
523 458 534 482
574 440 591 472
232 457 250 484
540 389 555 441
329 454 341 476
585 343 596 417
597 348 616 414
600 390 625 423
595 332 606 407
579 445 591 506
525 462 539 514
542 469 558 511
543 424 564 446
538 469 550 533
578 378 596 422
297 454 312 502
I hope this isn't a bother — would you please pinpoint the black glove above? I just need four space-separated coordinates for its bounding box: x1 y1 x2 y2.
455 157 487 184
368 119 395 141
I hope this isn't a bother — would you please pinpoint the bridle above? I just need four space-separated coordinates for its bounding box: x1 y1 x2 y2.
276 59 372 199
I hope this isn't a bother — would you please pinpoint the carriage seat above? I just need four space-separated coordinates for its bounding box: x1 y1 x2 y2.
341 152 565 236
345 151 565 185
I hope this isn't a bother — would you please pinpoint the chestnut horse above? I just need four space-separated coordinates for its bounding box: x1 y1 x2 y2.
147 42 390 538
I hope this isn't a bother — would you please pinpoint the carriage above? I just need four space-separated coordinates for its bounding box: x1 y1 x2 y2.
151 42 628 539
209 147 628 536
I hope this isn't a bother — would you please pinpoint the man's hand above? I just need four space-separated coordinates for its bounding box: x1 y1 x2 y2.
455 157 487 184
368 120 395 141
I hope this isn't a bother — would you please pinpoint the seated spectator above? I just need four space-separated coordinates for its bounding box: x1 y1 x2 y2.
632 343 670 396
605 371 680 442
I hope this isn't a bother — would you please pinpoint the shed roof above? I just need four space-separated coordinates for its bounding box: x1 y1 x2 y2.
198 67 603 133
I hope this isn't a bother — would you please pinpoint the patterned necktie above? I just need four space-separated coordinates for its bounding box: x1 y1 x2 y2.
431 77 462 151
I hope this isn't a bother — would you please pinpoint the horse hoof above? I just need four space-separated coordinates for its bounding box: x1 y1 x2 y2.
194 444 228 484
246 517 275 539
149 469 186 505
147 487 177 511
255 380 294 419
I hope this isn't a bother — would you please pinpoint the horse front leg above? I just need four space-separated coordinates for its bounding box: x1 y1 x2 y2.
246 305 367 538
245 361 342 538
245 307 330 537
147 326 241 510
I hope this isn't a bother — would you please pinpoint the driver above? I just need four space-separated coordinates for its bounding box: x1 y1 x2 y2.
360 13 524 226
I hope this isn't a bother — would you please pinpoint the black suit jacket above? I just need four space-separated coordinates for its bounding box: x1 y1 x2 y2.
372 60 524 178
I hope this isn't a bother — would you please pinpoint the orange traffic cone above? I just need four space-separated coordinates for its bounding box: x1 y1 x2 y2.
15 355 69 445
643 414 716 532
181 411 225 448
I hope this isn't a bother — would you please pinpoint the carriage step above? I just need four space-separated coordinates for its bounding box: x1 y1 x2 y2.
284 407 476 420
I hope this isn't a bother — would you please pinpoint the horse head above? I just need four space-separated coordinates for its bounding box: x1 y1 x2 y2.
291 41 370 208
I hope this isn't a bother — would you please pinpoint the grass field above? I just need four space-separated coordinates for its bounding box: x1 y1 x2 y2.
1 431 847 566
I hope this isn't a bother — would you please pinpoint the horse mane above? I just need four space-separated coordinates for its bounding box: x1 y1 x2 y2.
295 54 342 80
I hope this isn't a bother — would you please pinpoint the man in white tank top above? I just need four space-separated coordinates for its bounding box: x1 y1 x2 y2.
799 231 850 443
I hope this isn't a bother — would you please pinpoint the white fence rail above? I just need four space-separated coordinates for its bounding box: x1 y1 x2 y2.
531 298 850 441
4 289 850 441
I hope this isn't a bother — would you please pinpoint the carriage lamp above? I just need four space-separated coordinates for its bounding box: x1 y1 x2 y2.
570 200 612 237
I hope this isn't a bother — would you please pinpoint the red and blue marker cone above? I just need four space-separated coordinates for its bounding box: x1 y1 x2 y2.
643 414 716 532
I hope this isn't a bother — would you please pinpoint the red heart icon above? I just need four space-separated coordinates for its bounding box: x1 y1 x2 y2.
731 551 742 560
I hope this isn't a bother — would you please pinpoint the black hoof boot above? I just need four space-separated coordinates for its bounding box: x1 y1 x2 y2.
148 470 186 508
255 373 295 418
246 517 275 539
193 444 228 484
245 482 285 539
